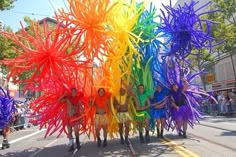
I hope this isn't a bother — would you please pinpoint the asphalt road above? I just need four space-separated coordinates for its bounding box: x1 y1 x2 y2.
1 116 236 157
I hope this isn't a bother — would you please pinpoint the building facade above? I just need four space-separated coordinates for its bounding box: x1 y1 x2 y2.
174 0 236 92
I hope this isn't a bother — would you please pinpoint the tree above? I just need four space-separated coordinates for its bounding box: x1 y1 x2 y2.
0 26 16 74
0 0 17 76
0 0 15 11
188 49 215 90
208 0 236 55
0 26 17 89
0 17 35 89
188 0 236 89
208 0 236 81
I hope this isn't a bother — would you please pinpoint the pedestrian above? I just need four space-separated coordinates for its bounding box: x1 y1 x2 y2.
150 84 169 138
225 92 233 114
217 92 224 115
0 87 16 149
133 84 151 143
113 80 137 145
170 78 191 138
15 103 22 131
90 88 111 147
58 87 83 152
228 92 236 113
1 124 10 148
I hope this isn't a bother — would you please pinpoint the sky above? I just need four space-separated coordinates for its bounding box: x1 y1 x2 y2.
0 0 177 32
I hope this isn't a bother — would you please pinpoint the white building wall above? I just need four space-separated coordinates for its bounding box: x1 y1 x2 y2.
215 54 236 82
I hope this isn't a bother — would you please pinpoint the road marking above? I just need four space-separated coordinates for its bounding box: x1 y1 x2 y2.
161 139 187 156
9 129 46 144
161 137 200 157
27 134 87 157
222 122 236 126
28 139 59 157
189 133 236 152
70 135 88 157
45 139 59 147
0 129 46 147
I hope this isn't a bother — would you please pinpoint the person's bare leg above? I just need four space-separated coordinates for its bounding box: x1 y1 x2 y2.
160 118 165 138
156 119 161 138
2 125 10 148
67 125 73 139
145 118 150 131
138 122 142 133
145 118 150 142
102 124 108 147
125 121 129 136
119 123 125 144
183 120 188 138
95 125 101 147
73 124 80 148
3 125 10 140
176 120 182 136
67 125 74 151
138 122 144 143
124 121 130 144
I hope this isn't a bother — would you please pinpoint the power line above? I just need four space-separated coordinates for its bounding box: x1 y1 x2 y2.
48 0 57 12
62 0 69 12
3 11 50 17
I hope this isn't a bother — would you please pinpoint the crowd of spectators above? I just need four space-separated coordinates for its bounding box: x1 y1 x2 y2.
0 98 36 135
201 90 236 116
12 98 33 131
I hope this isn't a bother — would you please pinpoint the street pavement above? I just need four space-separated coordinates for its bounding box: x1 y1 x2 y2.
0 116 236 157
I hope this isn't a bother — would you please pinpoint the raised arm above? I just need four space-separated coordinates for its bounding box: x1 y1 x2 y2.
58 91 67 102
122 80 137 97
113 97 119 110
182 78 189 92
89 97 95 107
106 97 112 112
132 95 141 110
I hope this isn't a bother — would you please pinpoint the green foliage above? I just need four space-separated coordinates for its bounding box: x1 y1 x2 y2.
0 26 16 60
212 0 236 21
188 49 215 90
189 49 214 71
0 0 15 11
0 16 37 81
188 0 236 89
208 0 236 54
0 26 17 75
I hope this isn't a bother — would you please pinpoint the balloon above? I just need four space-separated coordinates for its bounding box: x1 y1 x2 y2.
0 87 16 129
159 1 221 59
0 0 221 138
